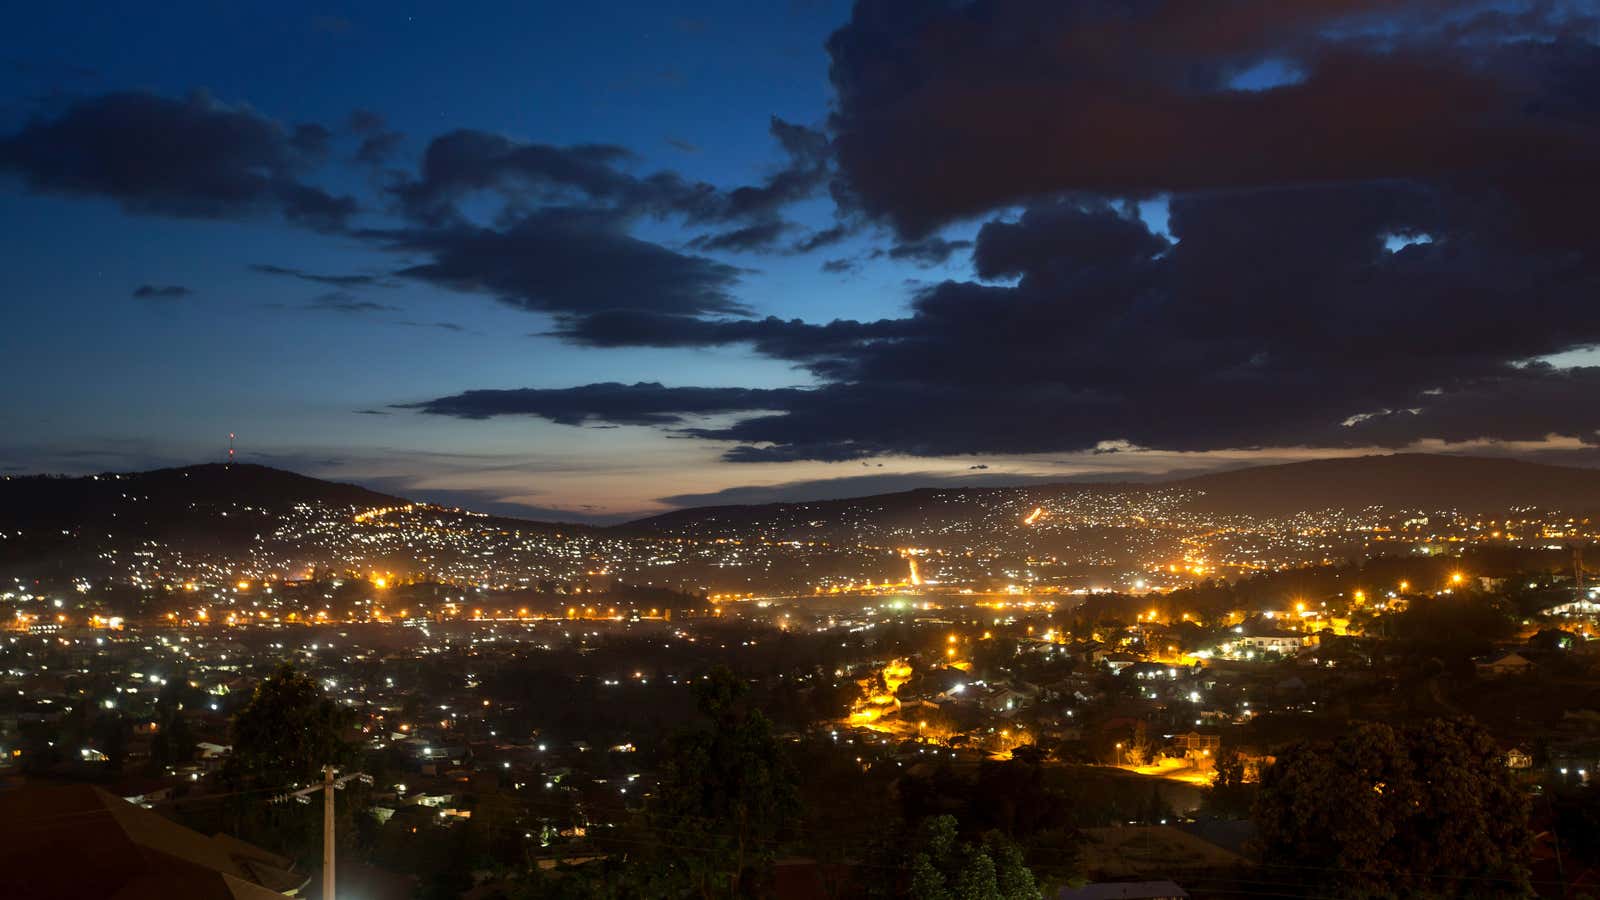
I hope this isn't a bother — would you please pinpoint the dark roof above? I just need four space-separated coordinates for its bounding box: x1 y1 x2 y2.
0 783 306 900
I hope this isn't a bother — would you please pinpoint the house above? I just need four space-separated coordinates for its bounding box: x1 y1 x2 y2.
1476 651 1535 677
0 783 307 899
1124 662 1185 681
1103 652 1139 673
984 684 1035 715
1069 641 1111 666
1505 747 1533 770
1171 731 1221 757
1230 629 1314 657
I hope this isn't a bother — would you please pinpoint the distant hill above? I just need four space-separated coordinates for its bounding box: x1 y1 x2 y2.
8 453 1598 545
622 481 1099 534
0 463 404 532
1169 453 1600 516
628 453 1600 534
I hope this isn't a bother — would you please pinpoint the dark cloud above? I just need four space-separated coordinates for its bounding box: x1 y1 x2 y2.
303 292 401 314
378 207 748 318
452 168 1600 461
1337 365 1600 448
973 200 1167 280
250 263 390 288
131 284 191 300
356 130 404 167
824 0 1600 237
715 117 830 224
546 312 907 362
400 320 466 332
388 116 826 231
402 381 806 427
884 235 974 266
347 108 404 165
389 130 645 225
820 258 857 274
793 222 856 253
0 90 356 231
347 109 385 133
408 3 1600 462
665 136 701 153
688 220 790 253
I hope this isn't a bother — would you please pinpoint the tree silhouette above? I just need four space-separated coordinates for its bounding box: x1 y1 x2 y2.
1255 718 1530 896
903 815 1039 900
223 662 355 791
650 666 799 896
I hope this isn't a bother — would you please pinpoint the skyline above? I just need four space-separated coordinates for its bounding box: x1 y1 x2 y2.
5 0 1600 521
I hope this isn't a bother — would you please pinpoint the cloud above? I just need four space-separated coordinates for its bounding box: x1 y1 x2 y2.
250 263 390 288
388 116 826 231
0 90 355 231
545 312 908 361
347 108 403 166
406 3 1600 463
379 207 749 318
443 169 1600 461
688 220 791 253
402 381 807 427
823 0 1600 237
132 284 191 300
973 200 1167 280
303 292 401 314
884 236 973 266
400 320 466 332
793 222 856 253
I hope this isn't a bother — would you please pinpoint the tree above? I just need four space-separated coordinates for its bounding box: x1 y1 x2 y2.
1202 747 1255 819
1529 627 1577 652
1254 718 1531 896
223 663 355 791
1551 783 1600 867
649 667 799 896
902 815 1040 900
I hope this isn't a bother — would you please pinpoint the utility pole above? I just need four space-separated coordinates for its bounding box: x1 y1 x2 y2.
323 765 336 900
272 767 370 900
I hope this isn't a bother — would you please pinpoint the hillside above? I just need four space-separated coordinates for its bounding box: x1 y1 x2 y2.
0 463 404 532
628 453 1600 535
1170 453 1600 516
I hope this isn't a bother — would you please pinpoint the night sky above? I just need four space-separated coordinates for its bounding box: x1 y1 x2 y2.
4 1 1600 521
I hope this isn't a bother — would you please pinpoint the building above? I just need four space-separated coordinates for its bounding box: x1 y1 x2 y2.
1475 651 1535 677
0 783 307 900
1229 629 1314 657
1172 731 1222 757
